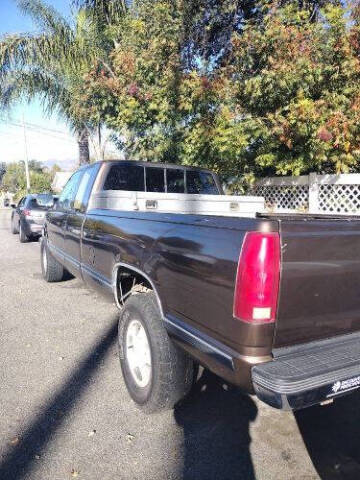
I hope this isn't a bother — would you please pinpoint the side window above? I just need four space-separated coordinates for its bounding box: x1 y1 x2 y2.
186 171 218 195
103 165 145 191
58 170 84 211
166 169 185 193
145 167 165 192
74 165 98 212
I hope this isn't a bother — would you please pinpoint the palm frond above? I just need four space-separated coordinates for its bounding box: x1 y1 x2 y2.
1 68 65 110
16 0 72 37
0 68 90 134
0 34 52 78
72 0 127 27
0 0 109 150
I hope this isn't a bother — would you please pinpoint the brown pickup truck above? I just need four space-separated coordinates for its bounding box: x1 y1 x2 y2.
40 160 360 412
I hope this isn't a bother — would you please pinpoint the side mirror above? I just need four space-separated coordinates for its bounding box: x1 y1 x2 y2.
10 203 16 208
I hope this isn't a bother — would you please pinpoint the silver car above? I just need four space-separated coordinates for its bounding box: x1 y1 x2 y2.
11 193 56 242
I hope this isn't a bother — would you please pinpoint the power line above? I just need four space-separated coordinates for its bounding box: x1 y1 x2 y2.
0 123 77 144
0 117 76 141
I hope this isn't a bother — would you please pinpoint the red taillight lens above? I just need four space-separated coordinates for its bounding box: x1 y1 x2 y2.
233 231 280 324
23 209 31 216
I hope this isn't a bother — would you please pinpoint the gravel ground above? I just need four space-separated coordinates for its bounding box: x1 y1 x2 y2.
1 207 360 480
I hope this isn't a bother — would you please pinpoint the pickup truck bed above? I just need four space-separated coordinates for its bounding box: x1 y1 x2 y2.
42 161 360 412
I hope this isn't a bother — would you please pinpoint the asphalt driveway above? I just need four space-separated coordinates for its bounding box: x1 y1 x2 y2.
1 207 360 480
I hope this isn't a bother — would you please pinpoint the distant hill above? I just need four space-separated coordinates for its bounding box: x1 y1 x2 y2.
43 158 76 171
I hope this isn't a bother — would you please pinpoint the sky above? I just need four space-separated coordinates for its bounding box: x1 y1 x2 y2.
0 0 81 170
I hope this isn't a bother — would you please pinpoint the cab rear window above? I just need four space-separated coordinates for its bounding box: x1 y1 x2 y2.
103 165 145 191
146 167 165 192
166 169 185 193
27 194 54 209
101 163 220 195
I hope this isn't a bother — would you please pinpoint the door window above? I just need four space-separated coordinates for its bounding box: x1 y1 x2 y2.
58 170 84 211
74 165 98 212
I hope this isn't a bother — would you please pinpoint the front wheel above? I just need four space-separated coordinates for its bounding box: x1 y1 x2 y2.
19 222 29 243
118 292 194 413
40 238 66 282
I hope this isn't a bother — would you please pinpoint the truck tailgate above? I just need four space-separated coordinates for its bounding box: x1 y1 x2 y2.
275 216 360 347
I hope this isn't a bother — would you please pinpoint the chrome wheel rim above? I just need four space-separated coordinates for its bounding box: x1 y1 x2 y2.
42 245 48 273
126 319 152 388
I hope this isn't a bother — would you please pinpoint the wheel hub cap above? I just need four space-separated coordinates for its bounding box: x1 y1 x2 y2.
126 319 151 388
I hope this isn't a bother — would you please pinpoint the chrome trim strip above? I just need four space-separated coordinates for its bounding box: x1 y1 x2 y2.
65 252 80 268
82 263 112 288
48 242 112 289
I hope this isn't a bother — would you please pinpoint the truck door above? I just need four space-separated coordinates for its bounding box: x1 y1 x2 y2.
47 170 84 263
63 164 100 276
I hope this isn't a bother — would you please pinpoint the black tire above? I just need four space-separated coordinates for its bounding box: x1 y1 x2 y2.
118 292 194 413
19 221 29 243
40 238 65 282
11 216 19 234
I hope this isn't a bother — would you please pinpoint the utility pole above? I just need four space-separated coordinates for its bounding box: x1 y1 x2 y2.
22 114 31 193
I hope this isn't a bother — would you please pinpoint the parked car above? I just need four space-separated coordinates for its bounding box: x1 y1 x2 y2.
3 198 10 207
40 159 360 414
11 193 56 242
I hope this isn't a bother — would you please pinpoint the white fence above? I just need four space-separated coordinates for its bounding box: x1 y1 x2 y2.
252 172 360 215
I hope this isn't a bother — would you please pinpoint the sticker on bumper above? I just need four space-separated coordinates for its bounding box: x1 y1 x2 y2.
328 375 360 397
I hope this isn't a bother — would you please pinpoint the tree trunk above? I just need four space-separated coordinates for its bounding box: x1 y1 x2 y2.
77 128 90 165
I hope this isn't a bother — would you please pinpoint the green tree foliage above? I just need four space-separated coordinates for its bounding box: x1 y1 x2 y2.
1 0 357 184
180 0 339 70
229 2 360 176
79 0 359 186
1 160 55 198
81 1 185 162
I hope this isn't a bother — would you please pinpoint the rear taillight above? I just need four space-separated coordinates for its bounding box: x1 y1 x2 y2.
233 231 280 324
23 209 31 216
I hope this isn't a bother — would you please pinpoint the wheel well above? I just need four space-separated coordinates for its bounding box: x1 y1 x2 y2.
115 265 153 307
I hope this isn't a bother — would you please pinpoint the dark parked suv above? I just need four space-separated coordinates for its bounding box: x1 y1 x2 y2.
11 193 55 242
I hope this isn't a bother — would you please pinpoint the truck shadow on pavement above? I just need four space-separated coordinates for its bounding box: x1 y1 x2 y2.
295 390 360 479
174 369 258 480
0 318 119 480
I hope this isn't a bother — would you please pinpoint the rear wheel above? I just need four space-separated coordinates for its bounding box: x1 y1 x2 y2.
19 222 29 243
118 292 194 413
11 216 19 234
41 238 65 282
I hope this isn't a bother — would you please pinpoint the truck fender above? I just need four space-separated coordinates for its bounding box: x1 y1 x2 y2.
112 262 164 319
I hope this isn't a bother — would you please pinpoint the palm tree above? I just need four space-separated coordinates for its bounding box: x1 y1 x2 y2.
0 0 125 165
